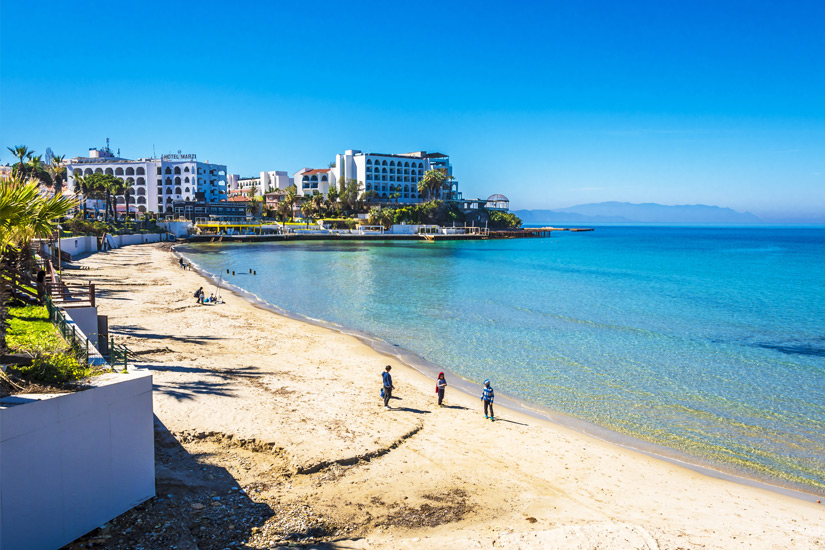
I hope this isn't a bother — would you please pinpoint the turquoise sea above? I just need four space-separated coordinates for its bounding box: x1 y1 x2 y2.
181 226 825 495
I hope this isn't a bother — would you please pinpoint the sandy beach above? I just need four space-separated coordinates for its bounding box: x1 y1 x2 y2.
69 243 824 549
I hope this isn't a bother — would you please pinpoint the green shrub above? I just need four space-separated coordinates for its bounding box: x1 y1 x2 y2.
9 353 91 385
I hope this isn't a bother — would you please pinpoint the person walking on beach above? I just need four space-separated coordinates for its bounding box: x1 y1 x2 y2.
179 257 185 269
481 379 495 421
382 365 394 409
436 372 447 406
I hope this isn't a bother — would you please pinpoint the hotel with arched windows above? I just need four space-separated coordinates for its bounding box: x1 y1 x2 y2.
66 148 227 216
330 150 460 203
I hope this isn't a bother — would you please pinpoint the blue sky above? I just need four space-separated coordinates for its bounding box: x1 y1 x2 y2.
2 1 823 220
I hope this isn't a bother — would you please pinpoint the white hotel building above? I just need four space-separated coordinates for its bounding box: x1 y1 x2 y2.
231 170 293 197
330 150 460 204
67 148 227 215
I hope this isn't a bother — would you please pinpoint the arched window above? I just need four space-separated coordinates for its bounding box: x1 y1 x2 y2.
126 177 134 184
404 162 410 167
136 167 145 175
366 159 372 164
184 166 190 172
165 177 172 185
138 205 146 213
116 196 125 204
94 168 102 174
321 175 328 182
137 188 146 195
137 177 145 185
175 187 182 194
73 169 81 176
84 168 92 175
106 168 114 175
166 187 173 194
174 166 181 174
184 176 189 183
165 167 172 174
126 167 135 175
390 161 395 166
174 177 181 185
382 160 388 166
184 187 190 193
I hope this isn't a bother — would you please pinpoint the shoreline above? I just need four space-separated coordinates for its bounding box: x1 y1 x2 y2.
69 243 825 548
175 244 823 502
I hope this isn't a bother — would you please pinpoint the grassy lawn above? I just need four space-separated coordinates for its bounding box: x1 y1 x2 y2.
5 305 94 385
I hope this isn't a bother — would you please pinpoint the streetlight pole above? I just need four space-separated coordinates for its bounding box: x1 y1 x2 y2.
56 224 62 277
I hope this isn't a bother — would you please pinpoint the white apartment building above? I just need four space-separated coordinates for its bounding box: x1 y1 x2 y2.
232 170 293 197
331 150 460 204
67 148 228 216
292 168 332 197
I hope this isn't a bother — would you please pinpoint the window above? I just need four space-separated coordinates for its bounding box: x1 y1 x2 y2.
107 168 115 175
137 167 145 175
165 167 172 174
174 166 181 174
126 167 135 175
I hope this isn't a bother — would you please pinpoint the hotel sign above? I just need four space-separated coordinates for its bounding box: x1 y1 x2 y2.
163 150 197 160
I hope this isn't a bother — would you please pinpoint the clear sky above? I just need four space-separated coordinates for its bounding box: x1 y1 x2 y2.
2 1 823 221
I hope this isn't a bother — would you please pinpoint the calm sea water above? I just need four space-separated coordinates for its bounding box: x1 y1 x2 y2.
182 227 825 494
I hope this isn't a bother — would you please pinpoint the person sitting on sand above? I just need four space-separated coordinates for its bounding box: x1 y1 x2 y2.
481 379 495 421
382 365 394 409
436 372 447 406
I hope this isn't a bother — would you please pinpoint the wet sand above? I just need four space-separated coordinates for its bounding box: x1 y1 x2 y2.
72 243 825 549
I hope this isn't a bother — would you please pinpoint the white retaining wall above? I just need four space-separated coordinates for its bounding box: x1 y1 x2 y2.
0 371 155 550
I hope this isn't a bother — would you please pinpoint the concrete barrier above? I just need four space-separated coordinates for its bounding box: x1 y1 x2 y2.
0 371 155 550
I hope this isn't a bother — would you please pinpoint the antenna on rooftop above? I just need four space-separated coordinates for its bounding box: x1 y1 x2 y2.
106 137 110 153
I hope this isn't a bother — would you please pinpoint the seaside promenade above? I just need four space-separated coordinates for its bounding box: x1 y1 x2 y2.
66 243 824 549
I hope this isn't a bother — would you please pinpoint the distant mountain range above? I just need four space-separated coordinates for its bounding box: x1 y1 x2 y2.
514 202 762 224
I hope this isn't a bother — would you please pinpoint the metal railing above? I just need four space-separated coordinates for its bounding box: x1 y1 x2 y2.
45 297 129 370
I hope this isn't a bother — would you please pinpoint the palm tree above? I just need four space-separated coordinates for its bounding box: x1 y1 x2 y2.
119 178 136 222
417 169 447 201
311 192 324 219
50 155 67 195
6 145 32 178
284 185 297 222
73 174 89 219
26 155 53 189
0 174 77 352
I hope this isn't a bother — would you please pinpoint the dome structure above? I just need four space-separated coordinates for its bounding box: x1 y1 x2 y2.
485 194 510 210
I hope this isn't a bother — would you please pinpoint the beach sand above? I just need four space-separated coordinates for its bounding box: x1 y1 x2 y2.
69 243 824 549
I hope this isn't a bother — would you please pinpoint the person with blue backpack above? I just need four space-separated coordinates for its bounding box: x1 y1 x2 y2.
481 379 495 421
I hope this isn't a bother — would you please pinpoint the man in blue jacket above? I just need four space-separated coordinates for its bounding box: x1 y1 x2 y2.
382 365 394 409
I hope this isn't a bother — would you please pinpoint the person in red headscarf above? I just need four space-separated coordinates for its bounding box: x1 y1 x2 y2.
435 372 447 406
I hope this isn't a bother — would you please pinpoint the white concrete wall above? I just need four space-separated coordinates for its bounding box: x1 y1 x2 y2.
65 306 100 349
158 221 193 238
0 371 155 550
59 236 98 256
